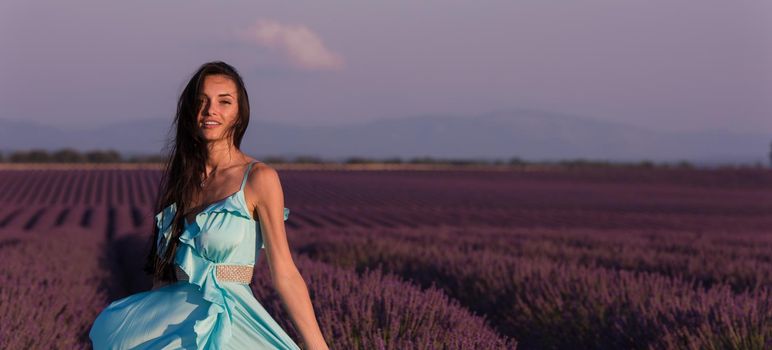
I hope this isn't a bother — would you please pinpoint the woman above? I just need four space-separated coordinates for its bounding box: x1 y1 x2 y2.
90 61 328 350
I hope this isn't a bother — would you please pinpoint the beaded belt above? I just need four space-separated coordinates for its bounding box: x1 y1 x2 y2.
175 264 254 284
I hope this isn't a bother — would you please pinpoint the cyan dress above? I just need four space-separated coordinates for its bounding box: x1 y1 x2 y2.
90 161 301 350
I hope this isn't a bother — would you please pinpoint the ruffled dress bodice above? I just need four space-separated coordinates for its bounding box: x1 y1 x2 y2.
150 161 292 349
91 161 300 350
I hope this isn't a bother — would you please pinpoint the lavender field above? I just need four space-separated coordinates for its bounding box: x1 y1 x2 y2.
0 165 770 349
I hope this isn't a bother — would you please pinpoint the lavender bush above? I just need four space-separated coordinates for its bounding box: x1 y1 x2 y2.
300 226 772 293
2 166 771 349
295 229 771 349
249 254 517 350
0 231 115 349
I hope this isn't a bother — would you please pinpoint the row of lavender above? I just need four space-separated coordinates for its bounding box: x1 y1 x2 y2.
2 166 771 349
0 232 110 349
3 167 770 209
301 226 771 293
289 226 772 349
0 231 515 349
3 167 771 234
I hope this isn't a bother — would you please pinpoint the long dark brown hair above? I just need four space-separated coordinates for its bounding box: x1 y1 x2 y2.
143 61 251 282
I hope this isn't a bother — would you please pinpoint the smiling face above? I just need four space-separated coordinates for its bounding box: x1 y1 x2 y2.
196 74 239 142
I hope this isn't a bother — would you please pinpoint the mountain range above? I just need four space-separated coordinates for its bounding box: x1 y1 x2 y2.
1 109 768 165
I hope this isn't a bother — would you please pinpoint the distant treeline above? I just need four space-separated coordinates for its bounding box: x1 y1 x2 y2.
0 147 767 170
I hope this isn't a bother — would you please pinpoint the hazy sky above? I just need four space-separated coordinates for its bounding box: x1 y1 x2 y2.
2 0 771 133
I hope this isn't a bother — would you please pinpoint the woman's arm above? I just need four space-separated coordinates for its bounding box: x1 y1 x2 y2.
248 165 329 350
270 256 328 350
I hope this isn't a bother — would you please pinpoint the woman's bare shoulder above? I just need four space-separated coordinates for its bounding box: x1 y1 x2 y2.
247 162 280 191
243 160 282 212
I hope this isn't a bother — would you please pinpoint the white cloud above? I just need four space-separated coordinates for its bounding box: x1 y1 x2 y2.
235 18 345 71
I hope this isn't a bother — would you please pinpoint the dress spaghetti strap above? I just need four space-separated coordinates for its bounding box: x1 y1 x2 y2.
239 161 257 192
